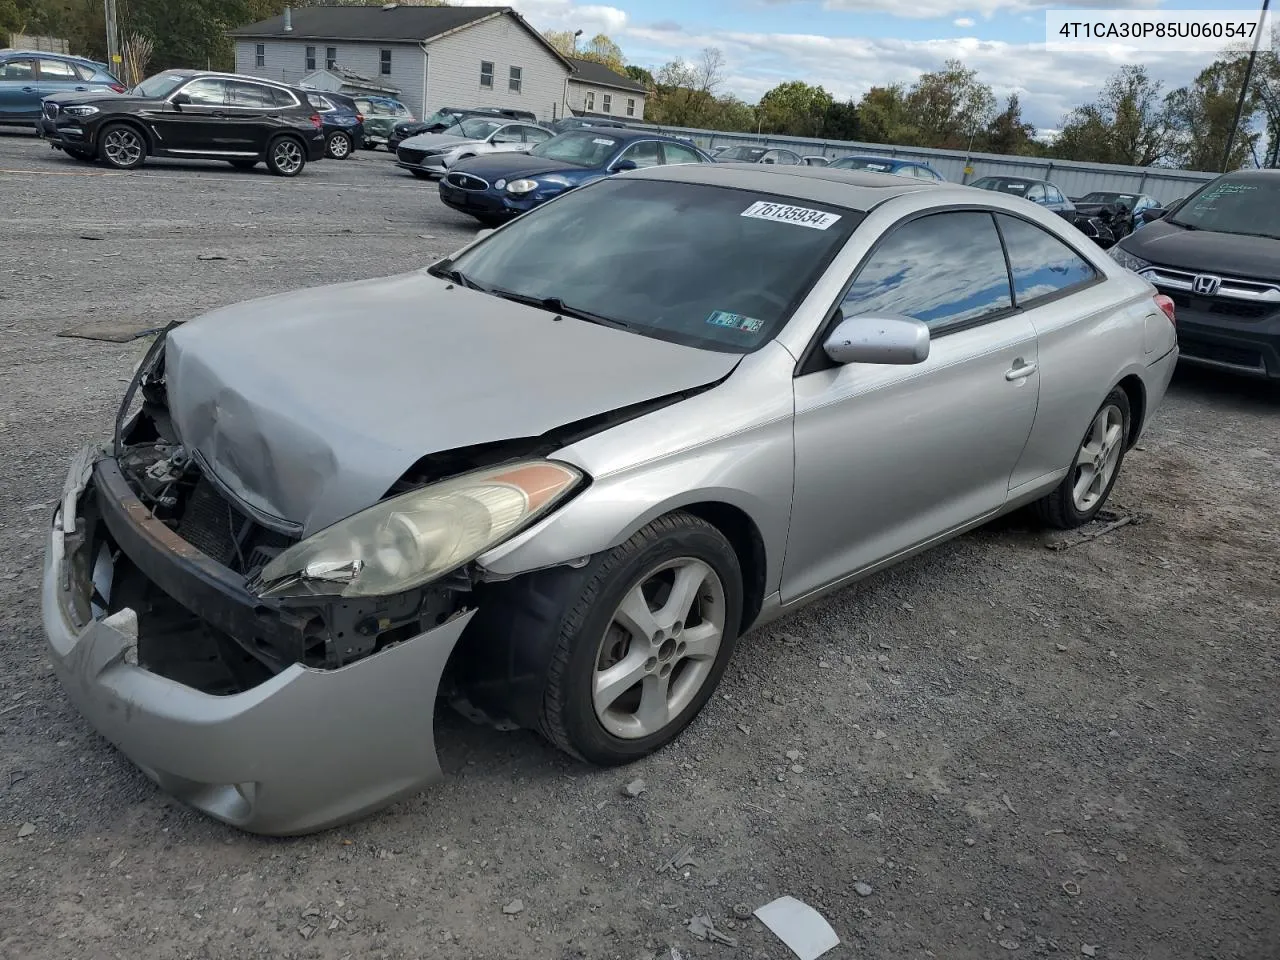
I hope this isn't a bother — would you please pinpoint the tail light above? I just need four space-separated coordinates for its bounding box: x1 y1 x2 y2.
1153 293 1176 325
109 83 126 94
310 113 323 130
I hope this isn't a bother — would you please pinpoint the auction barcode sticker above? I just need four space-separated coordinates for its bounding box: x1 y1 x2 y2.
741 201 841 230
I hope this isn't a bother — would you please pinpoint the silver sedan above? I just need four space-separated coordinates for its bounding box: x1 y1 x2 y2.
41 164 1178 834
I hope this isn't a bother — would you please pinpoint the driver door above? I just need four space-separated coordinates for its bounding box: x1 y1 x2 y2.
782 210 1040 603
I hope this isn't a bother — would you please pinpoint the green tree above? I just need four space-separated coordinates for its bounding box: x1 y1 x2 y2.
756 80 833 137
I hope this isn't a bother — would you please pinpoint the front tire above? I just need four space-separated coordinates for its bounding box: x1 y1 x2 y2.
97 123 146 170
1033 387 1131 529
325 130 352 160
536 512 743 765
265 136 306 177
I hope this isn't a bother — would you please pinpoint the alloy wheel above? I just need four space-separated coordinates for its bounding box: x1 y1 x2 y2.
592 558 726 739
103 128 141 167
1071 403 1125 512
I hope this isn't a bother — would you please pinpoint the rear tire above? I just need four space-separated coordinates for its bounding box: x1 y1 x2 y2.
531 512 744 766
97 123 146 170
265 136 306 177
325 131 352 160
1033 387 1131 529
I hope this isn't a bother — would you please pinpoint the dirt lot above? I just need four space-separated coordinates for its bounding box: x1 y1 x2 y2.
1 130 1277 960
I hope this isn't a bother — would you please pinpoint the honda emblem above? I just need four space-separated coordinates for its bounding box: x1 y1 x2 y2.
1191 274 1221 296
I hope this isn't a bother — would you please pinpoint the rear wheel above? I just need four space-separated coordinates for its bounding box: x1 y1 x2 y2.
325 130 352 160
265 136 305 177
97 123 146 170
1033 388 1131 529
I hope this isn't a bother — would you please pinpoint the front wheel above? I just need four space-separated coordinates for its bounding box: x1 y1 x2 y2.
1033 387 1131 529
536 512 743 765
265 136 306 177
97 123 146 170
325 130 352 160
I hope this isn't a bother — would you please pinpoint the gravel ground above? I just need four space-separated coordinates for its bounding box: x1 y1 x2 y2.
1 131 1278 960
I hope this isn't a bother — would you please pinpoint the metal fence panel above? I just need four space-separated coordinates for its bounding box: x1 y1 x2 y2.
632 122 1219 204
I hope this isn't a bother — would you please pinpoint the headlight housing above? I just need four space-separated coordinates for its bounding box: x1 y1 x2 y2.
505 178 539 195
257 460 583 598
63 105 99 117
1109 246 1151 273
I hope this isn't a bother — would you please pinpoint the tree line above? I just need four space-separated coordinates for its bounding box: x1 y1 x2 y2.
4 0 1275 170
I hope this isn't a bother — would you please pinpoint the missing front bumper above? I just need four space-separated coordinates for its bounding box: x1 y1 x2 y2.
42 444 476 835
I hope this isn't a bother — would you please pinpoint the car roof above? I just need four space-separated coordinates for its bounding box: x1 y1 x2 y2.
626 163 942 211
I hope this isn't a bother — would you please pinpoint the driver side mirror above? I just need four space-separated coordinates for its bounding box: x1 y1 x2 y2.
610 159 637 172
171 92 191 106
823 313 930 366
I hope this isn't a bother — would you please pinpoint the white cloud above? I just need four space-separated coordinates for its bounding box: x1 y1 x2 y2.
953 17 975 27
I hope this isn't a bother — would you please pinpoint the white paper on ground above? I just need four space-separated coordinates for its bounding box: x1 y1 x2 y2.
753 896 840 960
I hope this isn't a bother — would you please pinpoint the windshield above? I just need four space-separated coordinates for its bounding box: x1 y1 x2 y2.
443 178 861 353
832 157 895 172
971 177 1035 194
452 116 504 139
1167 176 1280 238
530 131 620 166
1081 192 1138 206
717 146 767 161
133 71 189 98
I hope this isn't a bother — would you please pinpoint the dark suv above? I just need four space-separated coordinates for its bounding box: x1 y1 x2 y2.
42 69 326 176
1111 169 1280 380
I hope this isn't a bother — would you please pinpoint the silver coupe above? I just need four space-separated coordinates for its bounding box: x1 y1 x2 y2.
42 164 1178 834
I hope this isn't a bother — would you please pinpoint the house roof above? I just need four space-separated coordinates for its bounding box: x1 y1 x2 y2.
567 57 647 94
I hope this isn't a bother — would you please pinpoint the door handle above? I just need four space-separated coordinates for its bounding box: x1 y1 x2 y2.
1005 360 1037 381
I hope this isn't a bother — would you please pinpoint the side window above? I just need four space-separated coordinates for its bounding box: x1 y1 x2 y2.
39 59 78 80
995 213 1099 306
179 78 228 105
618 140 662 168
841 211 1013 333
1 58 36 80
228 81 276 108
480 60 493 88
661 142 703 165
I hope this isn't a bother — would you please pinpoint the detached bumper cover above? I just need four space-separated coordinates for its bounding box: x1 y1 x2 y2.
42 444 475 836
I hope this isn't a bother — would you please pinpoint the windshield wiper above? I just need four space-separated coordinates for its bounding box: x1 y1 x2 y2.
486 287 630 329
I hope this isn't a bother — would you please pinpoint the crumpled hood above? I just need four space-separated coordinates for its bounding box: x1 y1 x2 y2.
164 271 740 536
400 132 473 151
1121 220 1280 279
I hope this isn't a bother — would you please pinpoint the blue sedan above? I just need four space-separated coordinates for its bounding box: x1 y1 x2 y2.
439 128 713 225
827 154 946 182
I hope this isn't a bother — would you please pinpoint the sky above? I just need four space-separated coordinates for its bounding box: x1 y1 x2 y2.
455 0 1258 133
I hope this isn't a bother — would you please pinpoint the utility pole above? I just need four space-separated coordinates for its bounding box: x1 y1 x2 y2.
103 0 121 74
1221 0 1271 171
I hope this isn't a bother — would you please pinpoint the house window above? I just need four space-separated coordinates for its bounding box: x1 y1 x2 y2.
326 46 337 70
305 46 315 71
584 91 594 110
602 94 612 113
380 49 392 75
255 43 265 68
626 98 635 117
509 65 522 93
480 60 493 88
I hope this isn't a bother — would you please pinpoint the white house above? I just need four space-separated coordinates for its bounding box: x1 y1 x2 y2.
566 57 647 121
228 4 576 122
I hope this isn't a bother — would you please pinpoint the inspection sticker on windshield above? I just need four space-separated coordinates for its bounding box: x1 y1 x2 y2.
741 201 841 230
706 310 763 333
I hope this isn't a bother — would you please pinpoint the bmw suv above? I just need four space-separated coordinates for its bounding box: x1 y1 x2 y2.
41 69 326 176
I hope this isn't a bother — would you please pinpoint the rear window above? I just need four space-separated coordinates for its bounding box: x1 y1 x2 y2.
447 178 863 353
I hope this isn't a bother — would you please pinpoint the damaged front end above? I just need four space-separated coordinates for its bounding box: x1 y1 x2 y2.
42 331 491 835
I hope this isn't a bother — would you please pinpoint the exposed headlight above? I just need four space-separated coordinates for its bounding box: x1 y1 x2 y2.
1109 246 1151 273
63 105 99 117
505 179 539 195
257 460 583 598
